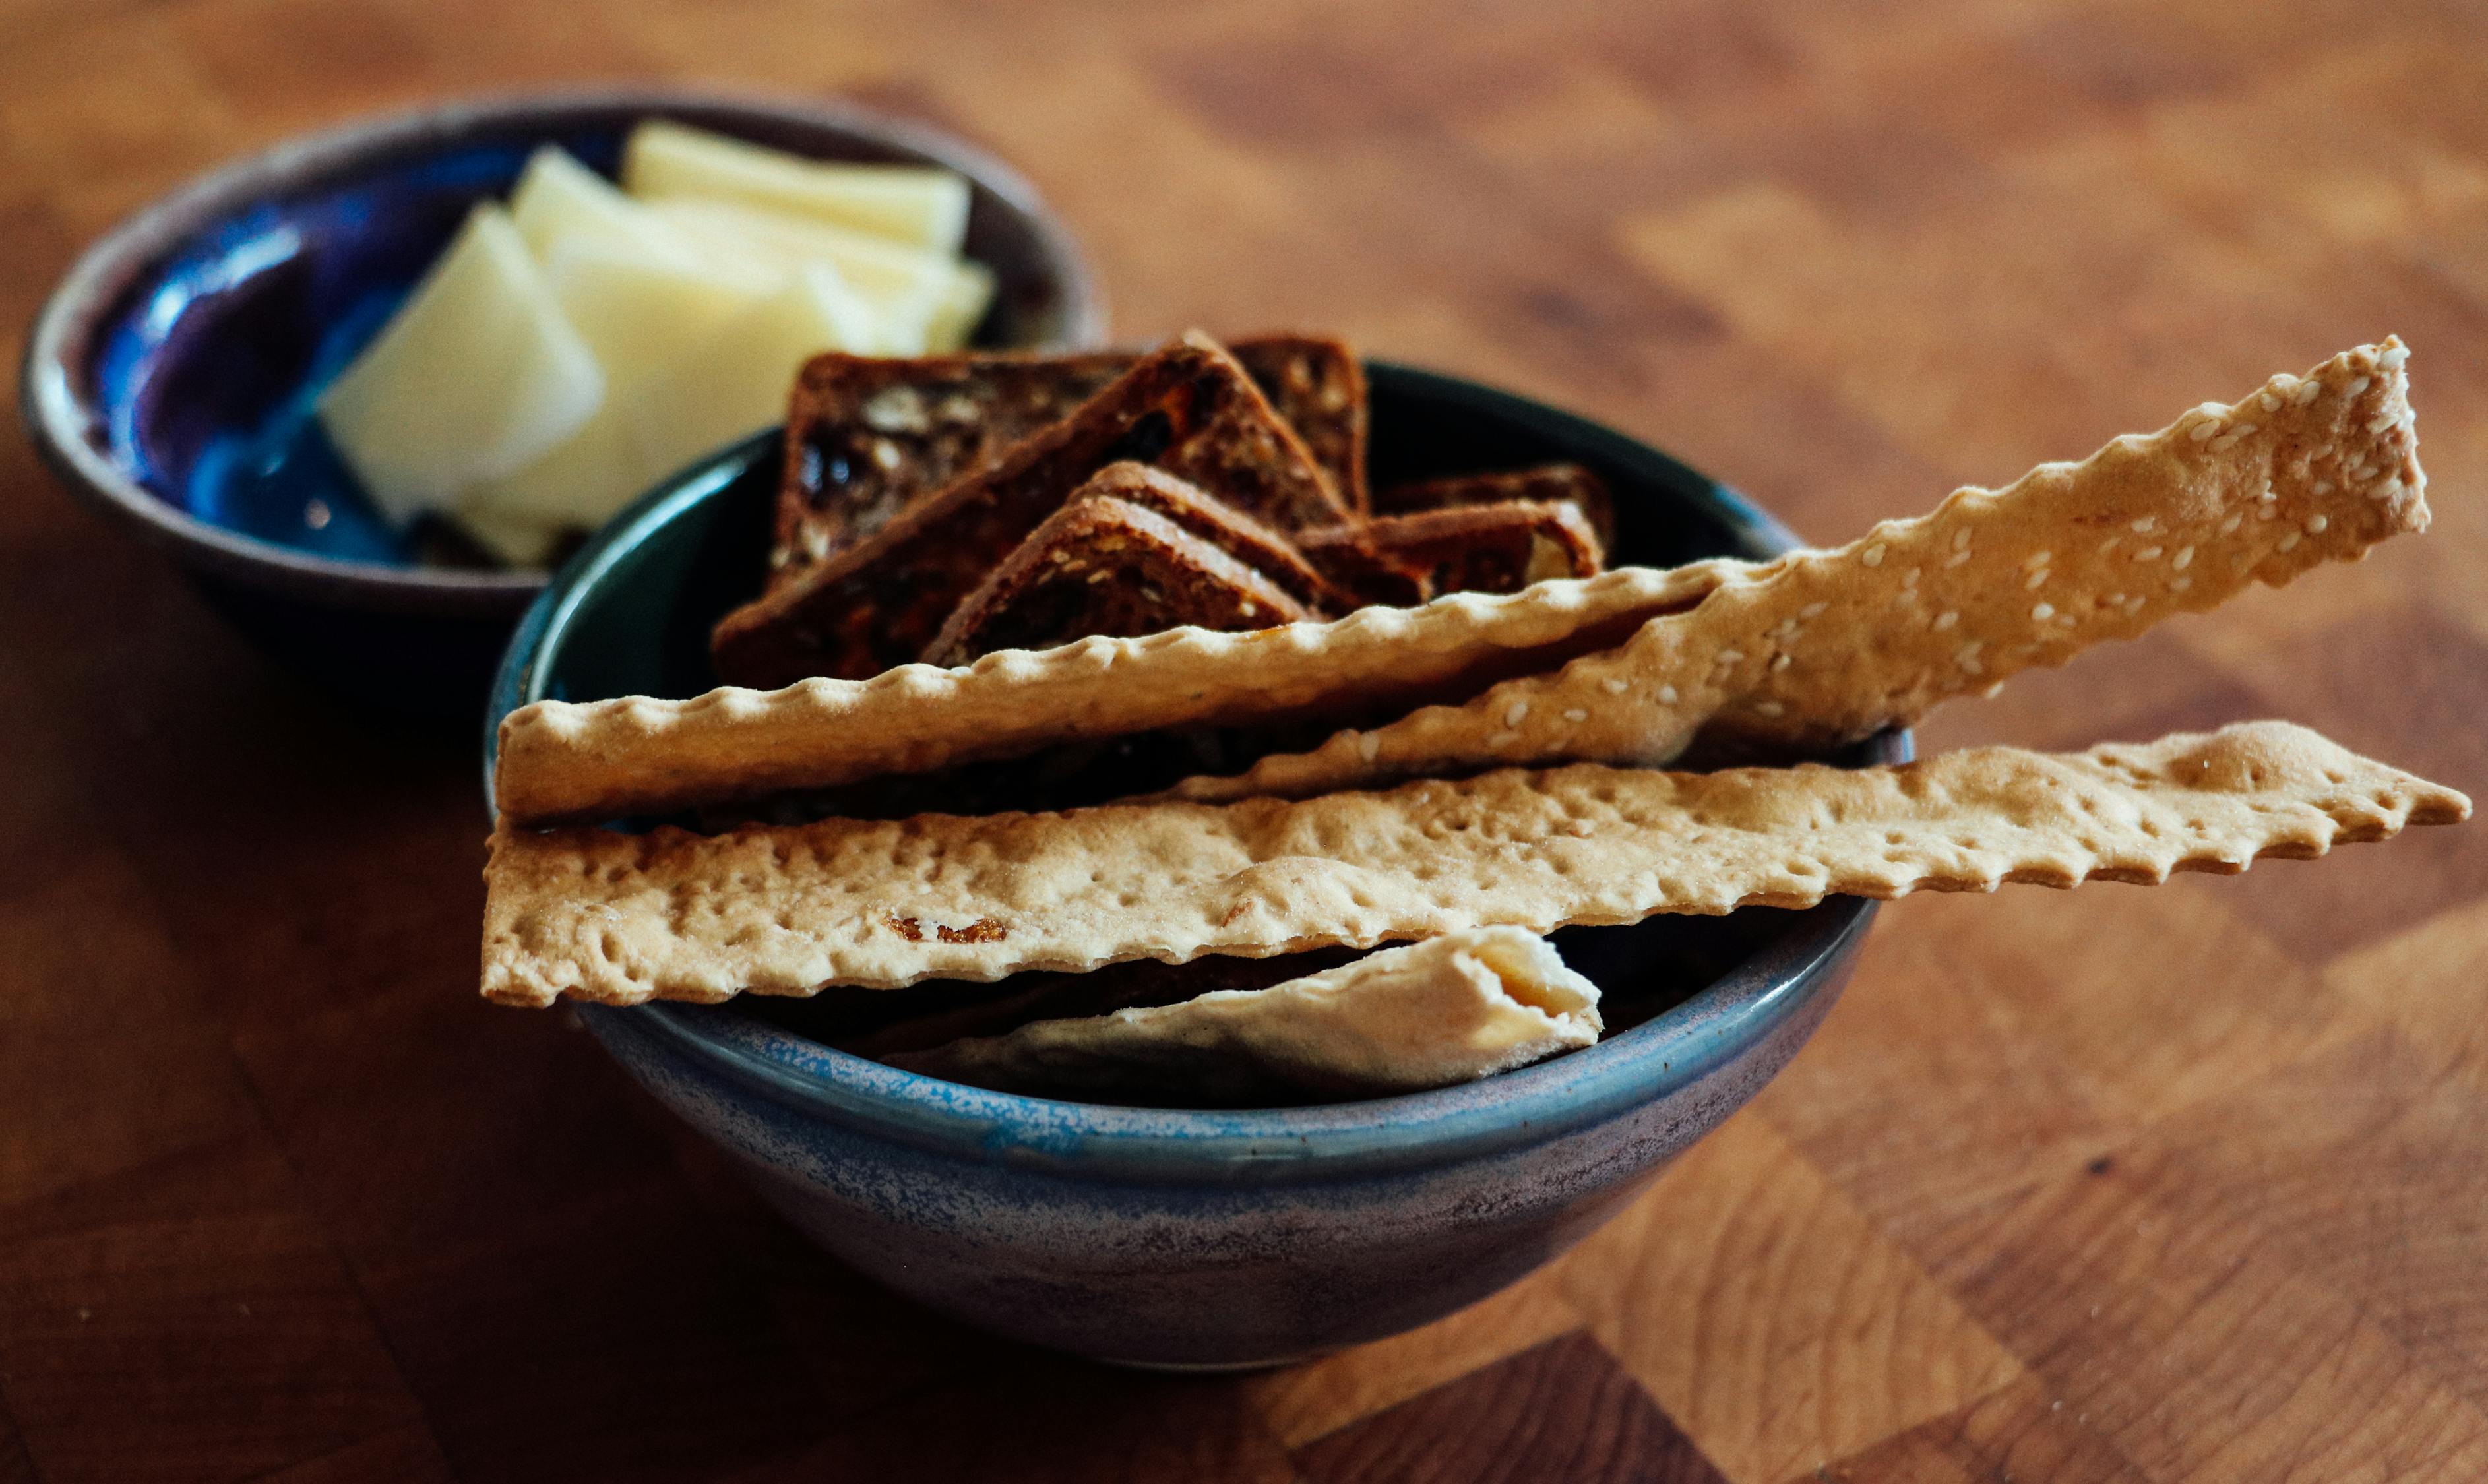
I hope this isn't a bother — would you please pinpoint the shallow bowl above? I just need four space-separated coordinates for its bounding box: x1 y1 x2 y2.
483 363 1905 1367
21 86 1103 714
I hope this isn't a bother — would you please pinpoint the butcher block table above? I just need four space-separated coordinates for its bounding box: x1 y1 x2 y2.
4 0 2485 1479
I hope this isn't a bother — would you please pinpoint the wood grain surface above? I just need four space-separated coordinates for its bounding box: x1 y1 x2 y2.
3 0 2485 1479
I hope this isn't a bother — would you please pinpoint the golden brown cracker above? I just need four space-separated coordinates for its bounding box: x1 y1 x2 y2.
480 722 2467 1006
1173 339 2429 803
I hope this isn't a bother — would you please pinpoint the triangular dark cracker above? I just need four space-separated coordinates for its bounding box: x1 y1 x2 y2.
1071 462 1342 611
1376 462 1614 547
768 350 1128 588
767 335 1368 590
1299 499 1605 607
1227 334 1368 514
923 495 1313 667
714 333 1351 687
480 721 2468 1003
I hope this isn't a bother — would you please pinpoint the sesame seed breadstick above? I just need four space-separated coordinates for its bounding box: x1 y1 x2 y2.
492 562 1727 826
480 721 2467 1006
1170 339 2428 803
886 927 1602 1101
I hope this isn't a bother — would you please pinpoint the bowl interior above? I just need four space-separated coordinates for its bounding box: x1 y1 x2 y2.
489 361 1902 1135
62 92 1097 575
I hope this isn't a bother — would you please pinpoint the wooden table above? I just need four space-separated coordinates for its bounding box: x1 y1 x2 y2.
4 0 2484 1479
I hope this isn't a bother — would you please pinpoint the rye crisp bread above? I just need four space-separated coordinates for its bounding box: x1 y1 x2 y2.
712 332 1351 687
478 721 2468 1005
1299 499 1605 606
495 563 1722 826
885 927 1600 1101
1376 463 1614 546
923 495 1313 667
1044 462 1342 611
1171 340 2429 802
766 334 1368 591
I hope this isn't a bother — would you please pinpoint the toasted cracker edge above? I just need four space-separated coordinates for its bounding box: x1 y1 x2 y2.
480 720 2468 1005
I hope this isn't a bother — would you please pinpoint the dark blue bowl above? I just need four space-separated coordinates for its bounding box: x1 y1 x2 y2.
20 87 1104 716
484 363 1907 1367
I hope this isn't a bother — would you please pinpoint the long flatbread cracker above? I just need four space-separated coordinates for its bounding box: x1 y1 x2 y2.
480 722 2468 1005
494 563 1724 825
886 927 1601 1102
492 340 2419 828
1172 339 2429 801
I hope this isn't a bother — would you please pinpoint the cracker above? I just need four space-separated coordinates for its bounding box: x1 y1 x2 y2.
1300 499 1604 606
494 563 1722 825
923 494 1313 667
712 332 1352 686
1172 339 2429 802
479 720 2468 1005
885 927 1600 1101
1375 462 1614 547
768 335 1367 586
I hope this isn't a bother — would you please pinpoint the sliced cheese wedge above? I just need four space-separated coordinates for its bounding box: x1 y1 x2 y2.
623 119 971 255
625 264 881 483
317 204 602 527
648 196 945 354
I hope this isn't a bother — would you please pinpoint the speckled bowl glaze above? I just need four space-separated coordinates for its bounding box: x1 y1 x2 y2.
20 87 1103 715
483 363 1907 1367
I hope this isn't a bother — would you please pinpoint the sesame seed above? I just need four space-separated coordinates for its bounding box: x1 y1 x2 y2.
1755 700 1786 717
2188 419 2220 443
2368 412 2400 435
2278 531 2302 553
2311 479 2332 495
2258 484 2278 501
2227 423 2257 439
1773 618 1801 639
2059 612 2078 627
2348 460 2375 481
2024 550 2053 570
2379 344 2409 370
1954 528 1973 550
1357 732 1381 762
2025 568 2050 590
2032 602 2055 621
2219 514 2242 534
2258 506 2279 521
2125 596 2148 616
1488 730 1518 747
2132 517 2158 534
1505 700 1530 726
2172 545 2194 570
1716 650 1745 667
1602 677 1629 695
2260 392 2282 412
1946 549 1972 568
2134 545 2163 561
2107 592 2127 605
1564 708 1588 722
2170 576 2193 592
2208 431 2246 452
2374 477 2404 501
1902 567 1921 587
2099 536 2122 555
2294 379 2323 405
2305 514 2329 534
1983 681 2005 698
1801 602 1828 619
1771 653 1792 672
1862 543 1886 567
1933 611 1959 630
1658 684 1679 704
2345 375 2371 398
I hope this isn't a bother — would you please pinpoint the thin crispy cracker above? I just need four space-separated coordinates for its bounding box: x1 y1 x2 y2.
480 721 2468 1005
713 333 1351 686
1172 340 2428 802
886 927 1600 1101
494 563 1722 825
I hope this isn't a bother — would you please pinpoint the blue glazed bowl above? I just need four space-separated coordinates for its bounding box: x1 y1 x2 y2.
20 87 1104 716
484 363 1907 1367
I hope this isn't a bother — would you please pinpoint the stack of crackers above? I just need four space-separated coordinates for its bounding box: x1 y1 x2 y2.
482 335 2468 1106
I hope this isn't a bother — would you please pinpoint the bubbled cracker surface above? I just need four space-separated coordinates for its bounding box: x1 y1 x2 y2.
492 561 1728 825
1174 340 2430 803
480 721 2467 1005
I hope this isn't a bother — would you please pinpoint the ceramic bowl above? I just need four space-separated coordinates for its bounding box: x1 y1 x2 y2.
483 363 1907 1367
20 87 1104 716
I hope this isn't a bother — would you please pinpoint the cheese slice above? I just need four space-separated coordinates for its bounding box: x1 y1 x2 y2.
623 119 971 254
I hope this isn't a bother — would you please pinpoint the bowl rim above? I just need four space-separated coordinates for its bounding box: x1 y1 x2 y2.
485 360 1910 1181
17 83 1108 617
